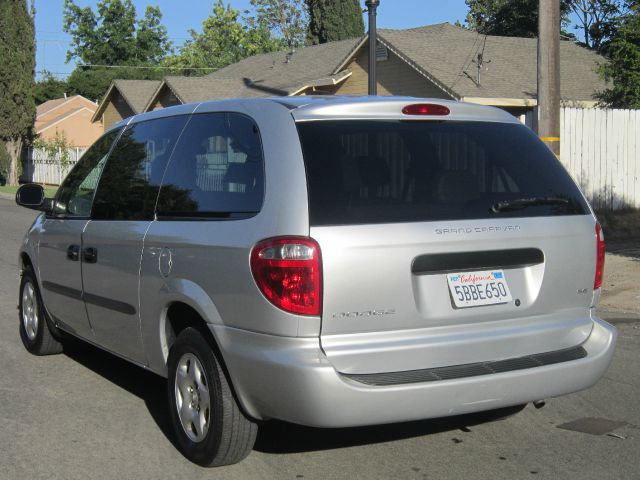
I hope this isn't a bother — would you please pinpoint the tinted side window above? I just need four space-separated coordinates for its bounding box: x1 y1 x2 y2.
156 112 264 219
297 121 588 226
53 129 121 217
91 115 189 221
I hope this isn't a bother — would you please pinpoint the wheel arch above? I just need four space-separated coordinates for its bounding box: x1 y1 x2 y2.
163 301 218 360
159 298 262 421
20 251 34 272
154 278 223 366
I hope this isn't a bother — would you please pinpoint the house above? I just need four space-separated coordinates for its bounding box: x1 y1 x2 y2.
92 23 607 130
91 79 162 130
36 95 103 147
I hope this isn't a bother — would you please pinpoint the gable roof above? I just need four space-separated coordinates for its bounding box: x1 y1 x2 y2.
144 38 361 109
114 79 162 113
36 95 96 117
150 76 253 106
36 106 94 134
92 79 162 122
37 97 69 116
365 23 606 102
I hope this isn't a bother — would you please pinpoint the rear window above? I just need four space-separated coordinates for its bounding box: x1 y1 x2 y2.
296 120 588 226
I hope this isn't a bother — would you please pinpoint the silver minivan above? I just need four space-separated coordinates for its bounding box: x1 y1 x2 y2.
16 96 617 466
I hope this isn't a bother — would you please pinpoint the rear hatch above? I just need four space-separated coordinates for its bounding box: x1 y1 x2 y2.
296 113 598 374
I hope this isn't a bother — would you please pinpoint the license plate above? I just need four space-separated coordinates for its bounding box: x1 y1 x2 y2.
447 269 513 308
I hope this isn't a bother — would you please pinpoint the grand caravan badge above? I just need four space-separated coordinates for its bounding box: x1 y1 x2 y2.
435 225 521 235
332 309 396 319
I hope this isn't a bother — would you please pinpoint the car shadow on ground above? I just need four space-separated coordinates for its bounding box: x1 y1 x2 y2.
61 337 181 452
254 407 524 454
61 335 525 455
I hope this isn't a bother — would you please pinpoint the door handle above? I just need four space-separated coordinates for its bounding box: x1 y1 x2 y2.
67 244 80 261
83 247 98 264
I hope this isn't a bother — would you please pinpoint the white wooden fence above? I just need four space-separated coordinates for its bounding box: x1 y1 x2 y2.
24 147 85 186
526 107 640 210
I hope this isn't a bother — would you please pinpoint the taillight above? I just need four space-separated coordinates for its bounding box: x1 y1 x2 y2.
250 237 322 316
402 103 450 116
594 223 605 290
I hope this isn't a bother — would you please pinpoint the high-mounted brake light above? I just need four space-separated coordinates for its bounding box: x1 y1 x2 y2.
250 237 322 316
402 103 450 116
594 223 605 290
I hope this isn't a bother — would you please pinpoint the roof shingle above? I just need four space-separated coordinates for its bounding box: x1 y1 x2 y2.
161 38 361 103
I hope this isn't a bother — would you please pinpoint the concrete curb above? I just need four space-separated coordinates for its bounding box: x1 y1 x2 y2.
0 192 15 201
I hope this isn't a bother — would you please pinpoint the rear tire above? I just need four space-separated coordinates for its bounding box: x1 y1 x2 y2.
19 268 63 355
167 327 257 466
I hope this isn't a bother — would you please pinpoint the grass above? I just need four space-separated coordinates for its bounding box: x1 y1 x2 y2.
0 184 58 198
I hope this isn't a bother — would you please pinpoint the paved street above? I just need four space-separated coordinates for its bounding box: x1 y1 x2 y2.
0 197 638 480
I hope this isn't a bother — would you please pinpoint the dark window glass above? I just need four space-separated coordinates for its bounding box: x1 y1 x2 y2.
91 115 189 220
53 129 121 217
296 121 588 226
156 112 264 219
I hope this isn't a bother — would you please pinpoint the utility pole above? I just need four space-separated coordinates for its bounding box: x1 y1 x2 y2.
537 0 561 157
365 0 380 95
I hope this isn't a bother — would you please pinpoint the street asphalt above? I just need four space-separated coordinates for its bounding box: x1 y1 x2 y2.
0 196 638 479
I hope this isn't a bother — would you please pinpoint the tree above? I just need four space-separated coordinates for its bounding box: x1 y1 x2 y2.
0 143 11 182
163 1 282 74
63 0 171 99
568 0 623 51
135 6 171 64
63 0 171 65
250 0 308 50
0 0 36 185
465 0 572 37
596 3 640 107
34 71 69 104
306 0 365 44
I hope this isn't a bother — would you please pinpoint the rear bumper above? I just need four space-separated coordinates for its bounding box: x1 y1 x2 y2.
211 317 617 428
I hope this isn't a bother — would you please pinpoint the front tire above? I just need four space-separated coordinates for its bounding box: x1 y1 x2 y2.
167 327 257 466
19 268 63 355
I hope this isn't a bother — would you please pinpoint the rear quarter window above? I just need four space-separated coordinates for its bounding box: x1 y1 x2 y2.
156 112 264 219
296 120 588 226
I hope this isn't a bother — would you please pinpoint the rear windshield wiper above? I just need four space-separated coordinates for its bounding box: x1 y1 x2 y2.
491 196 570 213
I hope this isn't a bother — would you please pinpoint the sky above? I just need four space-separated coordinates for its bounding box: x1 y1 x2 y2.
34 0 470 79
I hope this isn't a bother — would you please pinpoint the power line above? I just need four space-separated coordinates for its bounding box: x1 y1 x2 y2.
36 39 72 43
473 34 491 86
36 34 195 42
35 62 218 77
76 63 217 71
449 32 482 91
36 71 74 76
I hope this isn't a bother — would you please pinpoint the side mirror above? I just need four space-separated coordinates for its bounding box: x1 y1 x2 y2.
15 183 48 211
